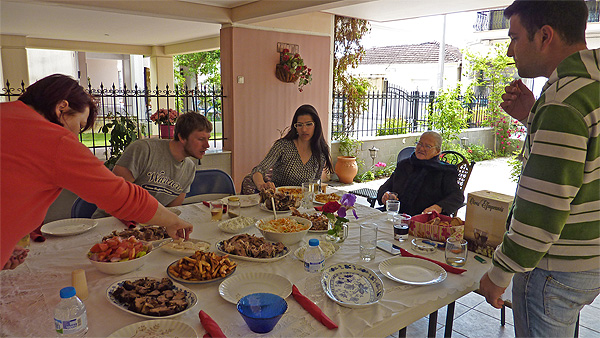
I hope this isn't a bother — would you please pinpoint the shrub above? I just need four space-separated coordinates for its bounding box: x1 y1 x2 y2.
376 118 409 136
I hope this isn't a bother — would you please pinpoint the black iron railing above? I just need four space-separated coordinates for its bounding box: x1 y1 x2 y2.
332 84 490 139
1 80 225 159
474 1 600 31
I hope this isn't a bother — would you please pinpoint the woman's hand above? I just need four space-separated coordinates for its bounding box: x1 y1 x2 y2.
3 246 29 270
252 172 275 191
422 204 442 214
382 191 398 205
258 181 276 191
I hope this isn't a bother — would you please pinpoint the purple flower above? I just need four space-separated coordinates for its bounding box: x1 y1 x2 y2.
338 206 347 218
340 193 356 207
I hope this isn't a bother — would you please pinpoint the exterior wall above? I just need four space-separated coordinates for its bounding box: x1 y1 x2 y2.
352 62 461 92
27 49 77 83
86 59 120 88
221 25 332 191
330 128 495 176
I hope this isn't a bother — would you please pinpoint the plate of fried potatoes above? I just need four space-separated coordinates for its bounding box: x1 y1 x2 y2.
167 251 237 284
313 192 341 205
161 238 211 257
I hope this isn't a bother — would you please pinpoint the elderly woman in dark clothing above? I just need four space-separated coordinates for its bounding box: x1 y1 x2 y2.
377 131 464 216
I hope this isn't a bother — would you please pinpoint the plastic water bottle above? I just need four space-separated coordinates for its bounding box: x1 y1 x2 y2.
54 286 88 337
303 239 324 273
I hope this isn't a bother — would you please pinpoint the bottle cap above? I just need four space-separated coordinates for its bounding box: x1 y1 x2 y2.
308 238 319 246
229 197 240 202
60 286 76 299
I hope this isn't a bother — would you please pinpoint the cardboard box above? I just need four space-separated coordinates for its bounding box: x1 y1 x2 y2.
464 190 514 257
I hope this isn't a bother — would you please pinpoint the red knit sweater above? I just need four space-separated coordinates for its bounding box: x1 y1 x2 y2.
1 101 158 266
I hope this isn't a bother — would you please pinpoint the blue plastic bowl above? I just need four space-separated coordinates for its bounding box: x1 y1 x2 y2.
236 293 288 333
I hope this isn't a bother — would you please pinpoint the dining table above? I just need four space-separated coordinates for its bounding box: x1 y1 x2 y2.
0 189 491 337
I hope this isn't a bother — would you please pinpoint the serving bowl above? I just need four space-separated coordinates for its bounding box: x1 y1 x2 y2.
88 244 153 275
255 216 311 245
237 293 288 333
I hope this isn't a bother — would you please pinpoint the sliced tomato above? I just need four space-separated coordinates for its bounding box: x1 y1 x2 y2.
90 243 102 253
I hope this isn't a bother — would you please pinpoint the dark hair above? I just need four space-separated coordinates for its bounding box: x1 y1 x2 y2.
174 111 213 141
18 74 98 132
283 104 334 173
504 0 588 45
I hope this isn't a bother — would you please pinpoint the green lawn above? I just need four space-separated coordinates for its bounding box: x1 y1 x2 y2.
80 132 223 148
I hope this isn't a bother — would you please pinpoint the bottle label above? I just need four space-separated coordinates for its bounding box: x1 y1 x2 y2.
304 259 324 273
55 314 87 335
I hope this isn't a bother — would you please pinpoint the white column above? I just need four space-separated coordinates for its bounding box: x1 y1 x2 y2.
0 35 30 89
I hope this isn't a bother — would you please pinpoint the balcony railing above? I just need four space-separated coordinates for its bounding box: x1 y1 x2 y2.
475 1 600 31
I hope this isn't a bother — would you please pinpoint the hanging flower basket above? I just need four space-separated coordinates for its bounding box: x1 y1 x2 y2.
275 64 299 83
275 49 312 92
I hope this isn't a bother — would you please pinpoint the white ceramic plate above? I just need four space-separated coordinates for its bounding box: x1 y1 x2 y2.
321 263 384 308
41 218 98 236
378 257 447 285
106 278 197 319
259 202 292 214
215 240 290 262
221 194 260 208
217 216 256 234
108 320 197 338
166 260 236 284
294 241 340 262
218 272 292 304
161 239 211 257
313 193 341 205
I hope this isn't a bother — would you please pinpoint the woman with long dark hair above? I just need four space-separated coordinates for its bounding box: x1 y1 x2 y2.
1 74 192 270
242 104 333 193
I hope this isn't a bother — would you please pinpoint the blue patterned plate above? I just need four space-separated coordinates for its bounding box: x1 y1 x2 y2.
320 263 384 308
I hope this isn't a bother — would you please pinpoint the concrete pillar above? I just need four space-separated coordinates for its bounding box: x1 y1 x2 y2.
0 35 30 88
148 46 175 110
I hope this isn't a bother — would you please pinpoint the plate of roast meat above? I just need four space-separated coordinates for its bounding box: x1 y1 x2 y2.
216 234 290 262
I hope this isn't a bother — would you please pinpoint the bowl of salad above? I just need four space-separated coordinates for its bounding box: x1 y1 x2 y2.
255 216 312 245
87 236 152 274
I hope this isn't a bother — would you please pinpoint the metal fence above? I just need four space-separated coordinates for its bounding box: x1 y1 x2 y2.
332 84 490 139
1 80 225 159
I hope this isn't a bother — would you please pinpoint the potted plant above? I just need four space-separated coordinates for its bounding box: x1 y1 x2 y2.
150 108 179 138
275 49 312 92
335 135 362 183
101 112 139 169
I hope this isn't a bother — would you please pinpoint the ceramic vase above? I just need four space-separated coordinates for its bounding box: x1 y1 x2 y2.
335 156 358 184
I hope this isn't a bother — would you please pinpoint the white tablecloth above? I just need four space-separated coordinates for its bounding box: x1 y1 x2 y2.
1 192 490 337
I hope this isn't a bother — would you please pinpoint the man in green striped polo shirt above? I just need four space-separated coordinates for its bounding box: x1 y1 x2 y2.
478 1 599 337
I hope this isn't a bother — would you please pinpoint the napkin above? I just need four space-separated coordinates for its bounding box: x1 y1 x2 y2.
199 310 227 338
118 219 137 229
29 224 46 242
201 201 228 213
292 285 338 329
397 247 467 274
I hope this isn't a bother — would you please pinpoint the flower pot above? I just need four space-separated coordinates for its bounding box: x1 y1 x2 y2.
275 64 298 83
159 125 175 139
335 156 358 184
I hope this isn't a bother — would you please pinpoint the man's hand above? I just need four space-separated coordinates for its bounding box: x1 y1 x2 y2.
381 191 398 205
3 246 29 270
500 79 535 121
479 272 507 309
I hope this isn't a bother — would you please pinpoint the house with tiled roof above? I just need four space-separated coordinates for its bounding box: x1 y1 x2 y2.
351 42 463 92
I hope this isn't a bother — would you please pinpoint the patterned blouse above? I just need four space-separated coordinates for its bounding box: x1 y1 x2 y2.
251 138 325 187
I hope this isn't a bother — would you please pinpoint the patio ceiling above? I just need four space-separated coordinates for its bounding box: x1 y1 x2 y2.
0 0 512 48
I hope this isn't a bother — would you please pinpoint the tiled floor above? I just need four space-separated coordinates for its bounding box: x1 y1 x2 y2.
329 158 600 338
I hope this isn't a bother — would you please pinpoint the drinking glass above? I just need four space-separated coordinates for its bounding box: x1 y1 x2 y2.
301 182 317 209
393 213 411 241
386 199 400 222
210 200 223 221
445 238 468 267
71 269 89 301
359 222 377 261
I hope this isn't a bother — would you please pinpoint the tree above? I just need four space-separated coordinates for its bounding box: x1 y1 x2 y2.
428 85 472 148
464 42 524 156
333 16 371 140
174 50 221 87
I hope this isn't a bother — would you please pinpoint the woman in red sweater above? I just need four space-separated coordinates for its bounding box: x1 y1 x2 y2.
0 74 193 269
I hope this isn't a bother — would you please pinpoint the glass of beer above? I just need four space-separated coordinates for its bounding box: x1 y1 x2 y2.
210 200 223 221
